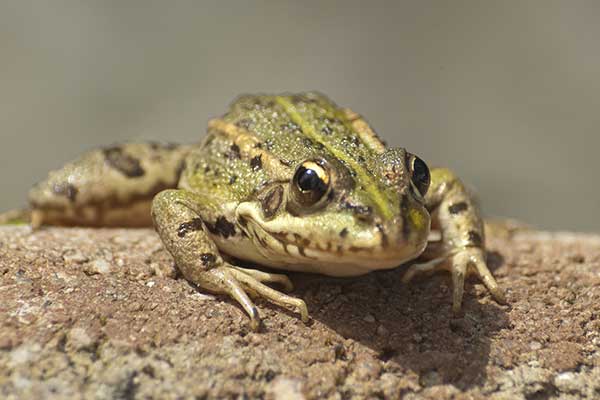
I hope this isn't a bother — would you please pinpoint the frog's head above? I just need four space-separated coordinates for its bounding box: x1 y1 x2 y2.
236 148 431 276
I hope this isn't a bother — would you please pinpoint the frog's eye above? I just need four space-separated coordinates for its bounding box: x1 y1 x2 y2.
292 160 330 207
409 155 430 197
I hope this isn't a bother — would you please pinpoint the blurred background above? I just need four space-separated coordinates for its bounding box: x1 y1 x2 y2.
1 1 599 232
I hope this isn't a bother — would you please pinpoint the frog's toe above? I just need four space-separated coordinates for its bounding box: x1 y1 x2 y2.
403 256 468 312
401 257 447 283
450 251 468 313
450 248 506 312
231 266 294 292
467 249 506 305
402 248 505 312
228 268 309 323
210 267 262 331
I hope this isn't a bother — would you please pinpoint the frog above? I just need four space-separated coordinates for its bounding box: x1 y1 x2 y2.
26 92 505 330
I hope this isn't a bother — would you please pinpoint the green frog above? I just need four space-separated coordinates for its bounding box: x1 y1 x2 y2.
26 92 505 329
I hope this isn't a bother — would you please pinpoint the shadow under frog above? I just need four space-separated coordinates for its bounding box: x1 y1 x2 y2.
250 250 509 391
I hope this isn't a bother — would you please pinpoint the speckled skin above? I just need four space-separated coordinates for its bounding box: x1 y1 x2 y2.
28 142 191 227
28 92 504 329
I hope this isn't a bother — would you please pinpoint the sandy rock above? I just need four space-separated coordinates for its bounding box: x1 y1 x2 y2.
0 225 599 399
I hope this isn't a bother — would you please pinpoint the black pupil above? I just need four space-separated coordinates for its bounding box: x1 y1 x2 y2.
297 167 322 192
412 157 430 195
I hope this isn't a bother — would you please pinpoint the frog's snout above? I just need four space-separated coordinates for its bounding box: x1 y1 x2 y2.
376 200 429 253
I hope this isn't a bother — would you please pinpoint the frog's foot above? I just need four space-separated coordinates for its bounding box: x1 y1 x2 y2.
402 247 505 312
231 266 294 292
208 266 308 330
0 208 31 226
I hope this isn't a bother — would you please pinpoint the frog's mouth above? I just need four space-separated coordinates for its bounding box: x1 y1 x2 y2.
235 204 429 277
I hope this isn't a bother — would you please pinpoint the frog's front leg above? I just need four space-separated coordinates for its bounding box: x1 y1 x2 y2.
403 168 505 311
151 189 308 330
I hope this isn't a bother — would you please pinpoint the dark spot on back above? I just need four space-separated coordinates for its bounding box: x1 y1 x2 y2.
346 135 360 146
303 138 314 148
207 216 236 238
177 218 203 238
227 144 241 160
236 118 253 130
229 175 237 185
103 146 145 177
467 231 483 247
339 228 349 238
199 253 217 268
53 182 78 202
250 155 263 171
448 202 469 215
321 125 333 135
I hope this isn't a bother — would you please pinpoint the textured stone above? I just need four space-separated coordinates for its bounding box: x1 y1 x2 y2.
0 225 599 399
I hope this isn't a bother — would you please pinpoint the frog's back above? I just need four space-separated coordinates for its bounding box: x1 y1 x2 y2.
179 93 392 209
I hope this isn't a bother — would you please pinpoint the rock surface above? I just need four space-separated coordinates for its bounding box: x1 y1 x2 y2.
0 225 599 399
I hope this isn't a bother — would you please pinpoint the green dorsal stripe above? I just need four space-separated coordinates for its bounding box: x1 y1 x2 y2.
275 96 393 220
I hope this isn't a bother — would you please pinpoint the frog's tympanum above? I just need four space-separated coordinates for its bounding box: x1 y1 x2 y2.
28 93 505 329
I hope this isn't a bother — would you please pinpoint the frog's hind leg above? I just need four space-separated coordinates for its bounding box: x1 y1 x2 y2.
28 142 191 227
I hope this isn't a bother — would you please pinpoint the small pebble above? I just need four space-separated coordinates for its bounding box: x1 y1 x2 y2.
529 341 542 350
363 314 375 323
89 259 111 274
266 377 305 400
63 251 88 264
67 327 95 351
376 325 389 336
